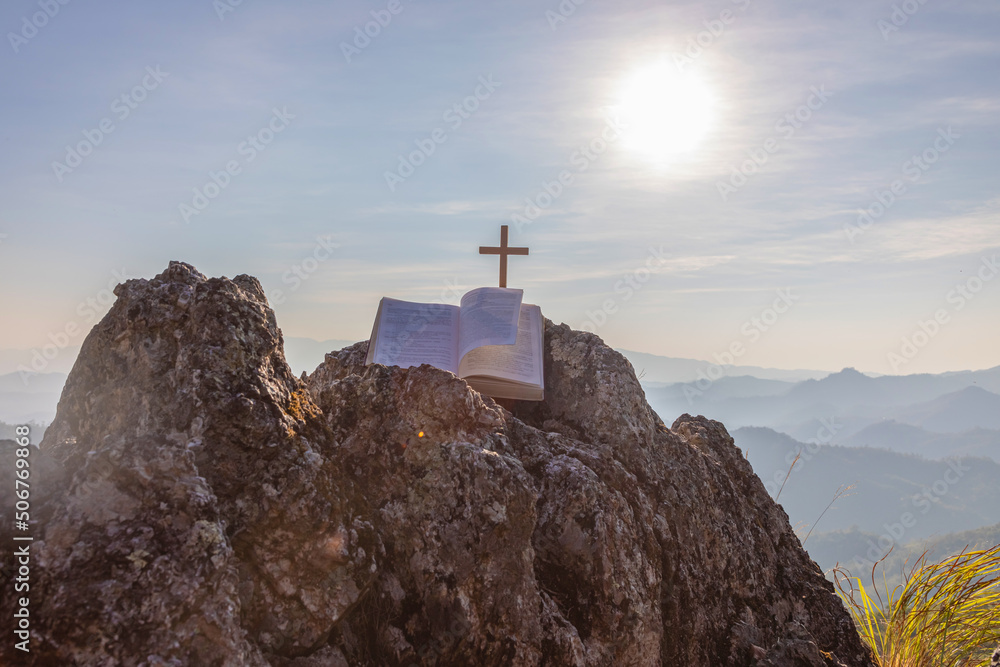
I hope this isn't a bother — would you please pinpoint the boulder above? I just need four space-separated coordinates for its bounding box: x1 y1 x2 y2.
0 262 873 666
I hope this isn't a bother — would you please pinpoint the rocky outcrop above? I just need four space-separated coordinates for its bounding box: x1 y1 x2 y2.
0 262 874 666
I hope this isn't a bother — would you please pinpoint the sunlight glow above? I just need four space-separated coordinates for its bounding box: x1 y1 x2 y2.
616 62 717 165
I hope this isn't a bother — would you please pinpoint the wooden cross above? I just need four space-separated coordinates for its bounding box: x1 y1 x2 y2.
479 225 528 288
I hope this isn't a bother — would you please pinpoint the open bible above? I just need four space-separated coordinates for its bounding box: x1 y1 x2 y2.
364 287 544 401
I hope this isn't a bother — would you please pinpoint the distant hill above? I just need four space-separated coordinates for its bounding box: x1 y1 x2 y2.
646 366 1000 444
645 375 794 401
0 420 47 445
0 372 67 424
841 420 930 454
844 420 1000 460
786 366 1000 407
807 522 1000 593
892 386 1000 432
804 527 883 572
733 426 1000 546
616 350 831 384
783 367 885 406
876 521 1000 576
806 521 1000 572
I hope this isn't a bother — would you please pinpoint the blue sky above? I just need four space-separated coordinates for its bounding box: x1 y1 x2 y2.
1 0 998 375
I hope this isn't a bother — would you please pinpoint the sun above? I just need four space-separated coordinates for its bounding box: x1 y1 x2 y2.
615 62 716 164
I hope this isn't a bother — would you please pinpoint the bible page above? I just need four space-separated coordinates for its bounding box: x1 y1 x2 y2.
458 304 542 385
457 287 523 361
370 298 460 373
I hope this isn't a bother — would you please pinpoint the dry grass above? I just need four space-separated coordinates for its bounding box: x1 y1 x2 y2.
834 544 1000 667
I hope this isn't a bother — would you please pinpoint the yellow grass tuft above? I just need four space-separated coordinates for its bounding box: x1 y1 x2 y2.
834 544 1000 667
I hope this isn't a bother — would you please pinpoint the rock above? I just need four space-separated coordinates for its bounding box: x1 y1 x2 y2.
0 262 875 666
3 262 376 664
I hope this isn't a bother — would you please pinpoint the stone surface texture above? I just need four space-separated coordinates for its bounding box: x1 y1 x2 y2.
0 262 874 666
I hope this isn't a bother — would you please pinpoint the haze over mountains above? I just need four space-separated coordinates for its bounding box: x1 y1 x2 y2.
642 365 1000 456
734 425 1000 544
632 362 1000 576
0 371 66 426
612 349 831 384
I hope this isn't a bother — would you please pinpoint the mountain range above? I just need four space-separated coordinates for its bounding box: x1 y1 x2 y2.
807 521 1000 583
643 366 1000 459
733 425 1000 574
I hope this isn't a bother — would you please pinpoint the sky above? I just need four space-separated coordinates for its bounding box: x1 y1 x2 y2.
1 0 998 377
